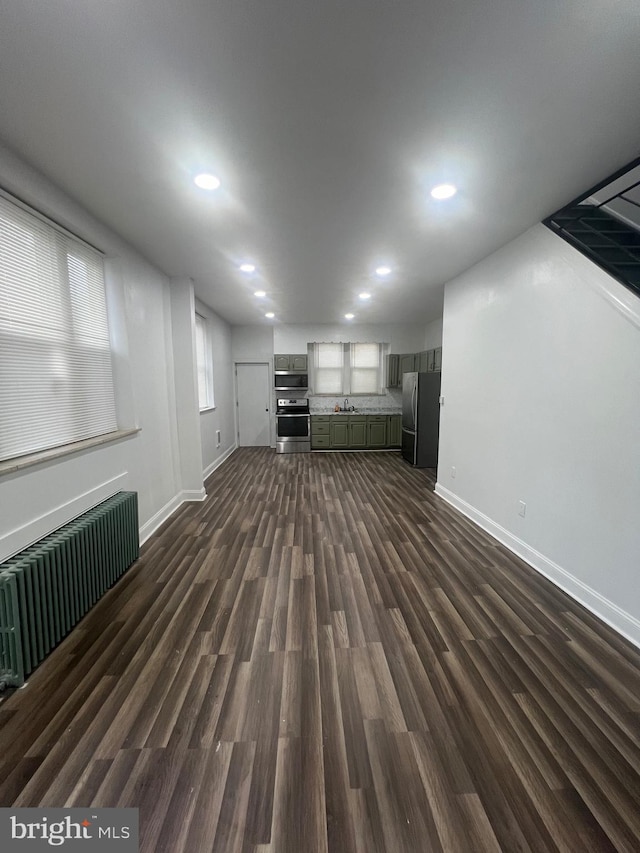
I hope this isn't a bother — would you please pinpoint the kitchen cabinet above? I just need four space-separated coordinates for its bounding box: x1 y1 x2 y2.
387 352 418 387
417 348 441 373
349 417 368 448
330 416 350 448
366 415 387 447
311 415 331 449
388 414 401 446
274 354 307 372
311 414 400 449
400 353 417 376
330 415 367 448
386 354 400 388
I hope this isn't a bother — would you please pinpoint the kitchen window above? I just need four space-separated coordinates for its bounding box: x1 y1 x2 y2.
311 341 384 395
0 192 118 463
195 312 215 410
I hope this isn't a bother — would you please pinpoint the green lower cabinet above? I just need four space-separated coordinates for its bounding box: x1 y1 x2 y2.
367 416 387 448
349 417 368 448
311 415 331 448
330 418 350 448
388 414 401 446
311 413 402 450
312 435 331 448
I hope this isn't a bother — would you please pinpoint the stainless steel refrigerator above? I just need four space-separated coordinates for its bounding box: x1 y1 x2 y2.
402 372 441 467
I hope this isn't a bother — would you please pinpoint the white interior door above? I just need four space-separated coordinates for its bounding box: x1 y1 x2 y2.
236 362 271 446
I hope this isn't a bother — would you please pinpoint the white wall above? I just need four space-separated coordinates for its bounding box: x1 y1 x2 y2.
437 224 640 646
0 143 234 559
232 322 427 363
232 325 274 362
197 299 236 476
423 317 443 350
274 323 425 353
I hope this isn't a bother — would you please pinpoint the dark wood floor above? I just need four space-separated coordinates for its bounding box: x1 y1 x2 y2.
1 448 640 851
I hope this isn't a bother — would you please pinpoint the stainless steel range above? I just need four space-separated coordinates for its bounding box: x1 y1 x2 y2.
276 398 310 453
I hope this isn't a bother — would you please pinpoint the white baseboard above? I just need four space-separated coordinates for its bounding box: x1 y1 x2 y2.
179 487 207 503
140 446 237 547
139 487 206 545
435 483 640 650
203 443 236 480
0 472 129 562
139 494 182 546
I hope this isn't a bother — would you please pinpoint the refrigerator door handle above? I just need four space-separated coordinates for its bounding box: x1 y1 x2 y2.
412 381 417 422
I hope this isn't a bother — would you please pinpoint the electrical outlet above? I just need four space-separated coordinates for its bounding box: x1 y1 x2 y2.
518 500 526 517
451 466 456 478
216 429 221 448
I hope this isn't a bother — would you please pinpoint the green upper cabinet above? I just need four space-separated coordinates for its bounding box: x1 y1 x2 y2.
274 354 307 372
427 349 436 372
290 354 307 371
400 353 417 376
417 348 441 373
387 352 419 387
386 354 400 388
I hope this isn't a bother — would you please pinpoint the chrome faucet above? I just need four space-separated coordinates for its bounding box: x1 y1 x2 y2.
344 398 349 412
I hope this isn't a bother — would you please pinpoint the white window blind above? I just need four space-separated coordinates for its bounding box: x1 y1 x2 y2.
311 341 384 394
0 194 117 462
350 342 382 394
195 312 214 409
313 342 344 394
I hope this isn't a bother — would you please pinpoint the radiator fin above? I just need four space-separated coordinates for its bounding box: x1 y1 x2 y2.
0 491 138 689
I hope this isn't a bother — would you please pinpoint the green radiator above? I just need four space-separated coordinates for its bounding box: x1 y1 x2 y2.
0 491 139 690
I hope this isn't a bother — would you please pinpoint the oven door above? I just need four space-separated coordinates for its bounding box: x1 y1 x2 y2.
276 414 310 453
276 414 310 439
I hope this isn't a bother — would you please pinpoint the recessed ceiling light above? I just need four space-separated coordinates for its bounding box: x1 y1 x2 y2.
193 173 221 190
345 313 355 319
430 183 457 200
254 290 266 298
265 312 275 319
239 263 256 273
359 292 371 300
375 266 391 277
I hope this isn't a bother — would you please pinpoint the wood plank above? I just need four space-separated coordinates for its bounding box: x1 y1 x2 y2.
1 448 639 852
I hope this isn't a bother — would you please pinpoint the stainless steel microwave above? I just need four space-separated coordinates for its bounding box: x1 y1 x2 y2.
274 372 308 391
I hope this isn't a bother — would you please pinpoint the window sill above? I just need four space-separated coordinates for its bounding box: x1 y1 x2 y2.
0 428 141 477
199 406 216 414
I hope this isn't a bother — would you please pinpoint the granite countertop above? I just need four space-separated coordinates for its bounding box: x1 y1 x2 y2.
310 408 401 415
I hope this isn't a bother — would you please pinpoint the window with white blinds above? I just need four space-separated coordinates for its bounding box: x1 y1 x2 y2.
195 312 214 409
311 342 384 394
350 342 382 394
0 194 118 462
313 342 344 394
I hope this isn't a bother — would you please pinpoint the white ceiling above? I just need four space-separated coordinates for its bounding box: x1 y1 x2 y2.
1 1 639 326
